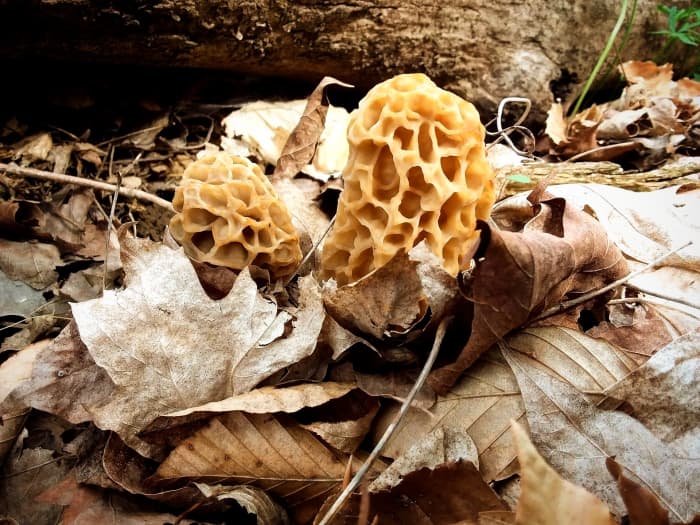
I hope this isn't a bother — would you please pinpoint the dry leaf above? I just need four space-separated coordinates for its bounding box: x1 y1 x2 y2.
503 345 699 521
370 427 479 492
71 236 279 452
478 511 516 524
319 459 507 525
273 76 353 180
1 444 71 525
153 412 378 524
606 457 671 525
323 250 425 340
0 271 46 317
221 99 350 179
0 322 115 425
145 382 357 432
601 328 700 456
318 315 378 361
511 421 616 525
299 392 380 454
36 474 203 525
195 483 290 525
232 274 326 393
376 347 524 482
0 239 61 289
430 193 628 393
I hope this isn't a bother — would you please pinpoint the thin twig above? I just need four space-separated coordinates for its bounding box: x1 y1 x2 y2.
566 141 637 162
316 316 451 525
626 284 700 310
0 162 174 211
283 215 337 287
532 241 693 322
607 297 700 320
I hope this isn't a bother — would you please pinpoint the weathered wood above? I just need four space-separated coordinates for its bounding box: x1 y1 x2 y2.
0 0 691 121
495 158 700 197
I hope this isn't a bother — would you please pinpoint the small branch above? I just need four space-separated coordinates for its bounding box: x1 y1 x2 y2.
316 316 451 525
532 241 693 322
0 162 174 212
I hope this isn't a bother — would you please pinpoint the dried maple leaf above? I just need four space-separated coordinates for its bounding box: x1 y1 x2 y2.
511 421 616 525
503 345 700 521
606 457 671 525
72 236 332 454
429 193 628 393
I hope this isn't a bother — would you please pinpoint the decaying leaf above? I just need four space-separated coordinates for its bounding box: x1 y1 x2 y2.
319 459 507 525
232 274 326 393
70 236 284 451
153 412 380 524
429 192 629 393
511 421 616 525
601 328 700 456
272 76 353 180
0 322 115 425
221 99 350 180
606 457 671 525
0 239 61 289
36 474 204 525
323 250 426 340
376 347 524 482
145 381 357 432
503 344 700 521
195 483 290 525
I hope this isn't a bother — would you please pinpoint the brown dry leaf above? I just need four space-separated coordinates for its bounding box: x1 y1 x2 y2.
505 327 639 403
71 236 285 452
195 483 290 524
510 421 616 525
369 427 479 492
606 457 671 525
0 339 48 464
273 76 353 180
0 239 61 289
318 315 378 361
145 382 357 432
323 249 425 340
376 347 524 482
429 193 628 393
0 322 115 425
319 459 507 525
503 345 699 521
1 446 66 525
543 183 700 336
35 474 203 525
153 412 378 524
300 392 380 454
232 274 326 393
478 511 516 524
600 328 700 456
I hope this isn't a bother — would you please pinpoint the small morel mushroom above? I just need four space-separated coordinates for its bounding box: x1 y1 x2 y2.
321 73 495 286
169 152 302 280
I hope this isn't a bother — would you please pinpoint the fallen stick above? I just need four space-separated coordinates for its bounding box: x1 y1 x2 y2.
0 162 175 212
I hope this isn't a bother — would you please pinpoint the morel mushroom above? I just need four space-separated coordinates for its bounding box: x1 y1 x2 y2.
321 73 495 286
169 152 302 280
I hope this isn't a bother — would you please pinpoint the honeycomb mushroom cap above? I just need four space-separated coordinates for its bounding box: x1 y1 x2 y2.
170 152 302 280
321 73 495 286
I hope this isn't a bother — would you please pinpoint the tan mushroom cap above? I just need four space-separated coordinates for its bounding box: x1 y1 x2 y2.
321 73 495 286
170 152 302 280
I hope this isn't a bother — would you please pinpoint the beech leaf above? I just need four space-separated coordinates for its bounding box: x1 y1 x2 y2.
503 344 700 521
153 412 382 524
511 421 616 525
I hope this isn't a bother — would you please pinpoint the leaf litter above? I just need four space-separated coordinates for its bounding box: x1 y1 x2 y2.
0 69 699 525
